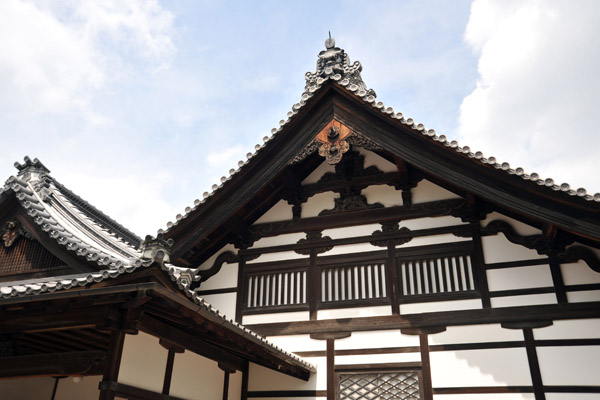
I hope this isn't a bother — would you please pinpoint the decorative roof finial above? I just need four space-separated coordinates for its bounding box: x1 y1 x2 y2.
304 35 376 98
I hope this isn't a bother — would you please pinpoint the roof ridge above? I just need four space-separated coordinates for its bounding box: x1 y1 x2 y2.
161 39 600 234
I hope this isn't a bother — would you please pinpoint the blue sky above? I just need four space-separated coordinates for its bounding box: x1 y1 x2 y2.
0 0 598 235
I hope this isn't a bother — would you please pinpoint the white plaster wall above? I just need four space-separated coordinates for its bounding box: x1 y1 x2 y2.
401 233 471 248
254 200 293 224
302 160 335 184
411 180 461 203
199 263 238 290
561 260 600 285
357 148 396 172
487 265 553 291
0 376 101 400
482 235 546 264
433 395 535 400
248 360 322 391
266 334 327 352
362 184 403 207
320 242 383 257
321 223 382 240
546 394 600 400
401 215 465 230
197 244 237 271
317 305 391 320
537 346 600 385
533 319 600 340
482 212 542 236
169 349 225 400
118 332 168 393
335 352 420 365
252 232 307 249
229 370 242 400
429 324 523 345
242 311 309 325
566 290 600 303
490 293 556 308
430 348 532 387
202 293 236 318
302 192 338 218
400 298 482 314
337 329 420 349
248 251 308 263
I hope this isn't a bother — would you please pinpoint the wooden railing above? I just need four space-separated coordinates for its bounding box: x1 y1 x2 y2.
241 242 479 315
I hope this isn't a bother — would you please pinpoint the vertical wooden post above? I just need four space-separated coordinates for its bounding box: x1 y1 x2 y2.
309 249 319 320
548 256 567 304
235 255 246 323
523 328 546 400
162 349 176 395
471 227 490 308
387 242 400 314
222 371 230 400
327 339 335 400
98 329 125 400
241 360 249 400
419 334 433 400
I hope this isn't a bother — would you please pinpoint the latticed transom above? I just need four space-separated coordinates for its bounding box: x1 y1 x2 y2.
339 372 420 400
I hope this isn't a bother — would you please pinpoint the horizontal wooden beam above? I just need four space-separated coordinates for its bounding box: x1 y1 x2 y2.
0 350 105 378
246 302 600 336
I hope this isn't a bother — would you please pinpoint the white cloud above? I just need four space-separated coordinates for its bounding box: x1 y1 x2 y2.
459 0 600 193
0 0 174 118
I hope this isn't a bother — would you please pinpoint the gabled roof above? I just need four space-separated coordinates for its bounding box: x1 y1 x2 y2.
162 37 600 265
0 157 142 271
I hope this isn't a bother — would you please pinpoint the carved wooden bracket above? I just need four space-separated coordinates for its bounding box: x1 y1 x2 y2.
557 245 600 272
295 230 333 255
370 222 412 247
2 220 32 247
191 251 239 290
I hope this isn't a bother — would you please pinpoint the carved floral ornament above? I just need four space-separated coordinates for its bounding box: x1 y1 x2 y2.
291 119 383 165
2 220 32 247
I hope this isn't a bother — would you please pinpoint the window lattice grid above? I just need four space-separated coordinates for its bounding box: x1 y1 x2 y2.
339 372 421 400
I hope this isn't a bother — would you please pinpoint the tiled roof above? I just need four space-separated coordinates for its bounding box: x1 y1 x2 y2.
162 38 600 233
0 255 315 372
1 157 142 269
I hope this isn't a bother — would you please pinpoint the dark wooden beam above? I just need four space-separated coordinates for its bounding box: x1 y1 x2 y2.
0 350 105 378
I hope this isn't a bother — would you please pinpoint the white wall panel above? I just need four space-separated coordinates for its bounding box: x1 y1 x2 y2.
229 370 242 400
412 180 461 203
400 299 482 314
546 394 600 400
533 318 600 340
401 233 471 248
266 334 327 352
302 192 337 218
197 244 237 271
242 311 309 325
248 360 322 391
537 346 600 385
254 200 293 223
430 348 532 387
55 376 102 400
321 223 382 240
482 235 546 263
358 148 396 172
362 185 403 207
118 332 168 393
252 232 307 249
335 352 421 365
317 305 391 320
487 265 553 291
199 263 238 290
490 293 556 308
201 293 236 319
401 215 465 230
248 251 308 263
319 242 383 256
567 290 600 303
170 350 224 400
433 395 534 400
302 160 335 184
429 324 523 345
561 260 600 285
336 330 420 349
482 212 541 236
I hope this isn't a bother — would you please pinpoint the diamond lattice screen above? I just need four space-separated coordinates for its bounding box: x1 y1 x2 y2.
339 372 420 400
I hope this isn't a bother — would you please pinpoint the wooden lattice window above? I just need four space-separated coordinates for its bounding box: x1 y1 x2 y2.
339 371 421 399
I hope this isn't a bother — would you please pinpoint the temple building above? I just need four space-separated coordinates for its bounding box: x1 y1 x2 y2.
0 38 599 400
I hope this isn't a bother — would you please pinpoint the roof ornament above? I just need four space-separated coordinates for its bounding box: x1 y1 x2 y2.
141 233 174 264
304 34 376 98
14 156 50 180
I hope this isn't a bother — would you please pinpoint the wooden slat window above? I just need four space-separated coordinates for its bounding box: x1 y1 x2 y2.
245 267 307 310
319 262 387 305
